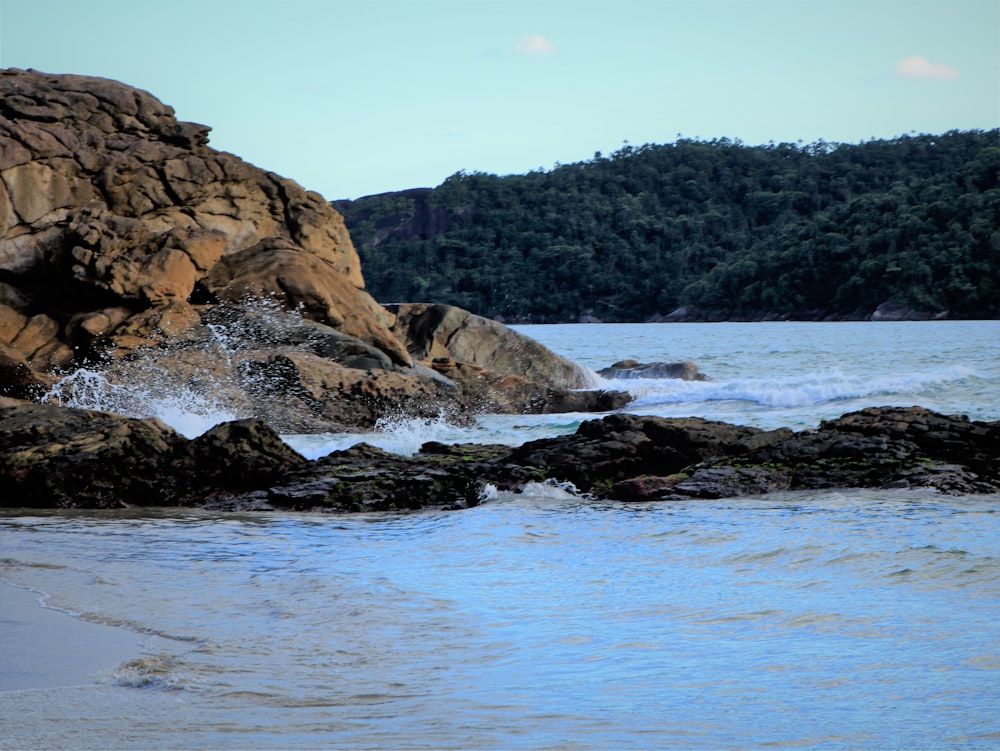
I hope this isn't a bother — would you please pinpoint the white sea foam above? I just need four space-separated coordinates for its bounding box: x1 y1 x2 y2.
283 411 476 459
44 368 240 439
99 653 185 691
616 365 974 409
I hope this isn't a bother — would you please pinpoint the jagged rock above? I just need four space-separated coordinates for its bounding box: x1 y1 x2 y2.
597 359 708 381
186 419 306 491
0 403 187 507
0 68 393 371
0 403 306 508
211 441 513 513
508 413 768 492
201 237 408 365
1 404 998 510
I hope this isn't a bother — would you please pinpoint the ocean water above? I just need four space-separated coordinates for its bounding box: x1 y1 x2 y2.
2 321 1000 750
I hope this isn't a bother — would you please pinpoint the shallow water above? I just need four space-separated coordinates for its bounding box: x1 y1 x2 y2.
284 320 1000 457
3 489 1000 749
3 321 1000 749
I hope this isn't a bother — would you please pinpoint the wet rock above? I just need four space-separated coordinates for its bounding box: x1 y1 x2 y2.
0 403 187 508
1 404 998 511
597 359 708 381
186 419 306 492
211 441 514 513
509 413 766 493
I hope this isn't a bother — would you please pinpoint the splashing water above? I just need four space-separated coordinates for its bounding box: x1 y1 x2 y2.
283 411 475 460
599 365 975 409
44 367 242 439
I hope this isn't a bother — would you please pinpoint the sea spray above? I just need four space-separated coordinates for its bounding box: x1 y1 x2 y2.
609 365 975 409
40 298 305 438
283 409 474 459
45 367 241 439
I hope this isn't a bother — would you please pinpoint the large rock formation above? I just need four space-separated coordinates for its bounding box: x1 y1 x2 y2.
0 69 625 429
0 68 403 362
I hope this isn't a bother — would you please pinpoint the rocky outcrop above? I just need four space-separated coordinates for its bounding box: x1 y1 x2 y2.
597 359 708 381
387 303 628 416
0 69 626 429
0 403 305 507
389 303 593 388
2 404 997 511
0 68 402 363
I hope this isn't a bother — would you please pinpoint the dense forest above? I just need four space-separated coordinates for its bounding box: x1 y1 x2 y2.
334 130 1000 322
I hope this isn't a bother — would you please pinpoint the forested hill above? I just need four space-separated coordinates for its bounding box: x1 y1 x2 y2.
334 130 1000 322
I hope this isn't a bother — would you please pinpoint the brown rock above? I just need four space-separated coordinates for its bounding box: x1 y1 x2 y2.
0 68 402 371
390 303 593 389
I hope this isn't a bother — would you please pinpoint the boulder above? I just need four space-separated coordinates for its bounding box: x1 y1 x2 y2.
597 359 708 381
0 403 306 508
0 403 187 507
0 68 395 371
389 303 594 389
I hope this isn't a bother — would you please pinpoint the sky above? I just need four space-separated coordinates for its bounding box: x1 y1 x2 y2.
1 0 997 200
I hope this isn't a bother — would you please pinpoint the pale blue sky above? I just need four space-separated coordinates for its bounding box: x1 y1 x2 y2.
2 0 997 199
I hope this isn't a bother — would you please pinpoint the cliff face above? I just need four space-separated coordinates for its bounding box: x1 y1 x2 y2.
332 188 469 248
0 67 406 371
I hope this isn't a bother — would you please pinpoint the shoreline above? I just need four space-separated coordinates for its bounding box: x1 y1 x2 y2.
0 580 145 692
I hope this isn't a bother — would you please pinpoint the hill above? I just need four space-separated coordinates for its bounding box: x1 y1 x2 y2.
334 131 1000 322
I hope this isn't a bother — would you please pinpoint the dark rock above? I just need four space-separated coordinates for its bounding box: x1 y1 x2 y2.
186 419 306 491
509 413 765 494
0 403 186 508
2 403 998 511
597 359 708 381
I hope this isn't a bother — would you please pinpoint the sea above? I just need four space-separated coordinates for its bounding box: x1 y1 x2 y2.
2 320 999 750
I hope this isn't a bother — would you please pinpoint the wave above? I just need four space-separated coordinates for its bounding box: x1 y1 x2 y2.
610 366 974 409
99 653 186 691
44 368 239 439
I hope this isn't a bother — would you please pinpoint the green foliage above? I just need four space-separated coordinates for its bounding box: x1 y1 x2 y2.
335 130 1000 321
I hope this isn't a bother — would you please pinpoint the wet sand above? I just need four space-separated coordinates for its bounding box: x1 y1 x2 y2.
0 581 145 691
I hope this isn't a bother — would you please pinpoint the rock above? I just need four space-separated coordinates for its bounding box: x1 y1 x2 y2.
387 303 628 415
201 237 409 366
389 303 593 389
597 359 708 381
1 69 624 428
670 466 792 498
508 413 767 493
186 419 306 492
819 406 1000 484
0 68 396 369
0 403 187 508
0 344 54 399
1 404 998 511
0 403 305 508
218 441 514 513
870 301 945 321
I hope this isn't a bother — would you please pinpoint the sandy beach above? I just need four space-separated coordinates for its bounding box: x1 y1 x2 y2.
0 581 145 692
